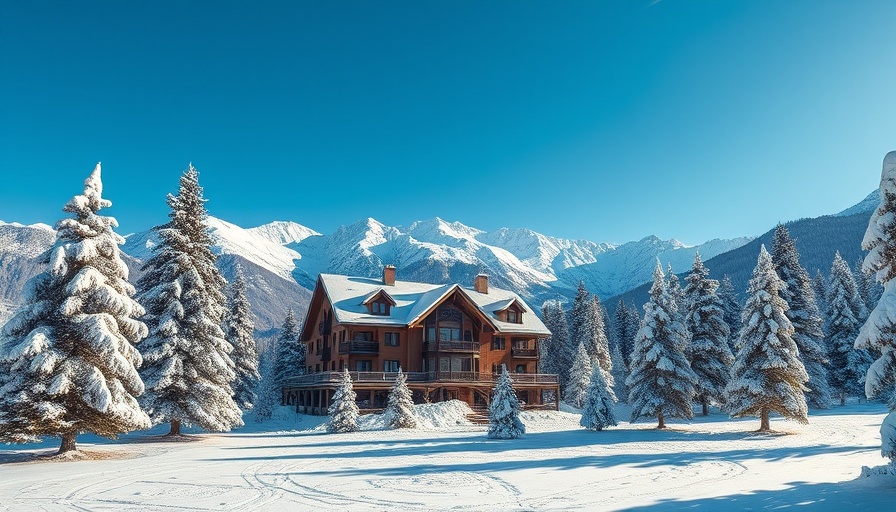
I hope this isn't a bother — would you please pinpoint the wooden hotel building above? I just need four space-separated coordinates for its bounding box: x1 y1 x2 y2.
282 266 557 413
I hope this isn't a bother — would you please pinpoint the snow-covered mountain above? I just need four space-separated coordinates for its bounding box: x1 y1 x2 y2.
0 213 753 330
0 221 55 325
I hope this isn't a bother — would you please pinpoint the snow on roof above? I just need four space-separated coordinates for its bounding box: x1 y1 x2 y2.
318 273 550 335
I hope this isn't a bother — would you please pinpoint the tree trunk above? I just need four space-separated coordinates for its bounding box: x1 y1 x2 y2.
759 408 770 431
168 418 181 436
657 412 666 429
702 398 709 416
58 432 77 454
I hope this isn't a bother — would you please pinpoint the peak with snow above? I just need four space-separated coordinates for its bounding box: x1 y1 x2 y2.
248 221 320 246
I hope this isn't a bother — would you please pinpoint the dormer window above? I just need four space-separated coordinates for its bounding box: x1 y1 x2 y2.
362 288 396 316
495 299 526 324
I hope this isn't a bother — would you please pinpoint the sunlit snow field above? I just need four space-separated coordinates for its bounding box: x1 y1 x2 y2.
1 401 894 511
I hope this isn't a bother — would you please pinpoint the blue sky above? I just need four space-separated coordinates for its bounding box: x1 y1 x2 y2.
1 1 893 245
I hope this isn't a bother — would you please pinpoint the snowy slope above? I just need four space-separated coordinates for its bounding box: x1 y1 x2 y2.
247 220 320 246
837 189 879 217
0 403 891 510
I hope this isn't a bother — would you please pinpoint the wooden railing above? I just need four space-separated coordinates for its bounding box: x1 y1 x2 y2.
338 341 379 354
424 341 480 352
282 371 559 387
511 347 538 358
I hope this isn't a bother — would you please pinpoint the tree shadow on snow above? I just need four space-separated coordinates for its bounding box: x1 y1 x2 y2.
620 474 896 511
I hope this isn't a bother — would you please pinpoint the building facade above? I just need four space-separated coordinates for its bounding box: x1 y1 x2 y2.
283 267 557 413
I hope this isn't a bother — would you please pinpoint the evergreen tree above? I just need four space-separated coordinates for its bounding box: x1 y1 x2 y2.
590 295 615 395
225 265 260 410
564 341 593 408
683 253 734 416
718 275 743 353
580 365 618 431
726 246 809 431
569 284 614 397
613 300 634 369
854 257 883 315
827 253 873 405
857 151 896 464
772 224 832 409
812 269 828 318
0 164 150 453
542 300 571 392
273 309 305 387
384 368 417 429
327 368 359 433
253 350 280 422
539 302 557 376
488 365 525 439
137 165 243 435
626 262 697 429
666 263 684 314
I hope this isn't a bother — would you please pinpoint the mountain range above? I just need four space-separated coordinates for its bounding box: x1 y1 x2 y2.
0 190 877 333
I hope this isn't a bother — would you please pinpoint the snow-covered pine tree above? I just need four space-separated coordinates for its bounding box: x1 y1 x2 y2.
683 253 734 416
327 368 359 433
542 299 571 392
666 264 684 314
488 365 525 439
225 265 260 410
384 368 417 429
856 151 896 464
718 275 743 353
854 257 883 316
563 341 593 408
253 349 280 422
827 252 873 405
626 262 697 429
613 300 633 369
137 165 243 435
0 164 150 453
539 302 557 376
772 224 832 409
273 309 306 387
812 269 828 319
590 295 615 396
726 245 809 431
580 365 618 431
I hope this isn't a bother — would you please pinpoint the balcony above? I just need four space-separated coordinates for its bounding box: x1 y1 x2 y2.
511 347 538 358
339 341 380 354
424 341 480 353
282 371 559 388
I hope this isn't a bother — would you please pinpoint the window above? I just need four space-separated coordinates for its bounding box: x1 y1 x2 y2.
315 364 320 372
384 360 400 372
440 327 460 341
385 332 400 346
357 360 372 371
371 301 389 315
352 331 374 341
492 337 506 350
515 364 526 373
338 360 344 371
512 338 528 349
507 309 519 323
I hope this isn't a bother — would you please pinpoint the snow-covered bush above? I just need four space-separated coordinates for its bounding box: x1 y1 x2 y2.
488 366 525 439
328 368 359 433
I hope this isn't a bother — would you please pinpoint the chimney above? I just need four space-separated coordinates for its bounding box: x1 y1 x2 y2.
474 274 488 294
383 265 396 286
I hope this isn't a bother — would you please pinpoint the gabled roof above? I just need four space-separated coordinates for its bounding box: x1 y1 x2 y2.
361 288 397 306
491 297 528 313
307 273 550 337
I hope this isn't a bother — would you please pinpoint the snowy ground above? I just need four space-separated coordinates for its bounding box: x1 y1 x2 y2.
1 401 894 511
